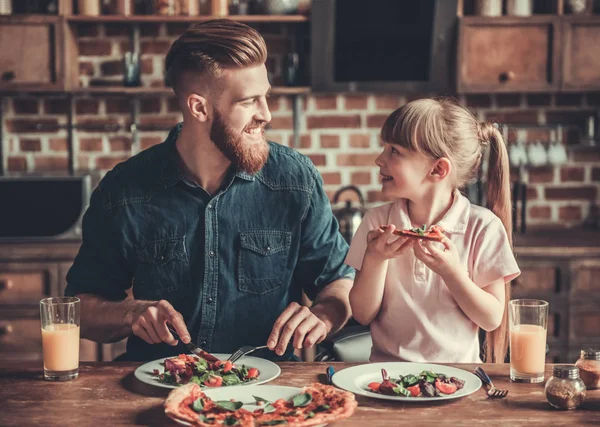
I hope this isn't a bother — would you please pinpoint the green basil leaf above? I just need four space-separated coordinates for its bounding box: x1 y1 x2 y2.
215 401 244 411
315 404 330 412
259 421 288 426
195 359 209 371
263 404 276 414
223 415 239 426
291 393 312 407
402 374 419 387
192 398 204 412
199 414 215 423
305 411 316 419
253 396 270 404
221 373 242 386
393 386 411 397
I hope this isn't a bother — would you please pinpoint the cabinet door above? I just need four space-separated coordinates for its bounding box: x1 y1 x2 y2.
0 262 57 305
0 18 57 89
458 17 561 93
562 17 600 91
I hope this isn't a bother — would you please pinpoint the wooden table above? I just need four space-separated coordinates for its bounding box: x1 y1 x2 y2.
1 362 599 426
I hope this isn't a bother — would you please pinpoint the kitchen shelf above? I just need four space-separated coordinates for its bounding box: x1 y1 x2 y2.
66 14 309 24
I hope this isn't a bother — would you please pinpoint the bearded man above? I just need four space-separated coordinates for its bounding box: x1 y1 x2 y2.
65 20 354 362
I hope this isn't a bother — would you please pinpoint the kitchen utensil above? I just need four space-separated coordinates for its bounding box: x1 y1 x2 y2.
332 185 366 244
474 367 509 398
166 324 219 363
227 344 270 363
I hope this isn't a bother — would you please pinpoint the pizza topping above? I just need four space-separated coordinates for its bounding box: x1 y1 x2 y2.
192 398 204 412
215 401 244 411
291 393 312 407
410 224 427 236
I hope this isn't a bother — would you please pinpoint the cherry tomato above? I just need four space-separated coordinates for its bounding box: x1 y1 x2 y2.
435 378 457 395
247 368 259 379
367 382 381 392
204 375 223 387
407 384 421 397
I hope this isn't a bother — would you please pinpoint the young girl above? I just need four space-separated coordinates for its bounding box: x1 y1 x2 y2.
346 98 520 363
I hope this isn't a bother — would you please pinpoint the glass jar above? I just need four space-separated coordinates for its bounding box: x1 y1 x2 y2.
576 348 600 390
544 365 586 410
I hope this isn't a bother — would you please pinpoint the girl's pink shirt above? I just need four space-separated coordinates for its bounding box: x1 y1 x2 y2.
345 191 521 363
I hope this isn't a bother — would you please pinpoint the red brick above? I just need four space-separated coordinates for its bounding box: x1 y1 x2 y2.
140 97 162 114
6 119 59 133
337 153 378 167
307 154 326 166
559 205 582 221
321 172 341 186
44 98 69 115
374 95 401 110
79 138 103 152
140 116 181 129
592 167 600 182
572 151 600 162
76 23 99 37
20 139 41 152
141 58 154 74
95 155 130 170
167 97 180 113
141 136 163 150
350 134 371 148
118 40 130 55
555 93 583 107
495 94 522 108
313 95 338 110
527 187 539 200
465 95 492 108
307 115 361 129
485 111 538 124
294 135 311 149
545 186 597 201
49 138 68 152
267 95 282 112
546 111 589 125
77 118 121 132
12 98 39 115
528 166 555 184
141 40 172 55
105 24 130 37
587 93 600 106
100 60 124 76
105 98 131 114
560 166 585 182
110 136 131 152
529 206 551 219
78 40 112 56
75 99 99 115
367 114 389 129
406 94 428 102
320 135 340 148
367 190 392 203
34 156 68 171
351 172 371 185
79 61 95 76
269 116 292 130
525 128 550 143
344 95 368 110
140 23 161 37
527 94 552 106
7 156 27 171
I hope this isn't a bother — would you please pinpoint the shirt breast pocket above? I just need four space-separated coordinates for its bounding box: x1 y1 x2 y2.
238 230 292 295
134 237 191 298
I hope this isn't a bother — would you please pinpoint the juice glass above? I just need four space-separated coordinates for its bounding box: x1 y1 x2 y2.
509 299 548 383
40 297 80 381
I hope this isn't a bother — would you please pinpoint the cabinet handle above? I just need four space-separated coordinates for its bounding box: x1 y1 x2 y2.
498 71 515 83
0 324 13 336
1 71 15 82
0 280 14 291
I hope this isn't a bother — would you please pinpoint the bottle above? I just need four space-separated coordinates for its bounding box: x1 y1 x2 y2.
544 365 586 410
575 349 600 390
78 0 101 15
212 0 229 16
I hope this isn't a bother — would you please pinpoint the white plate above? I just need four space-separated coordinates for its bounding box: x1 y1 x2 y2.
332 362 481 402
172 385 325 427
134 353 280 389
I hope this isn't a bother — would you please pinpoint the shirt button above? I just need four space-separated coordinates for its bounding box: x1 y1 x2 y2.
209 250 215 257
207 203 213 209
265 246 271 252
200 340 207 346
208 297 213 303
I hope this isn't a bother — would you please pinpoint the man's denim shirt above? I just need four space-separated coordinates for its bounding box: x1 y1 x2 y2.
65 124 354 361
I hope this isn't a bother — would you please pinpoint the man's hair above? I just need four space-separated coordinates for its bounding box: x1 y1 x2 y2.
165 19 268 93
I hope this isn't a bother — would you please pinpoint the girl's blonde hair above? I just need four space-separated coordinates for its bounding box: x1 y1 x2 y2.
381 97 512 363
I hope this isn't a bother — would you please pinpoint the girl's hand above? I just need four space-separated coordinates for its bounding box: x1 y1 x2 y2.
413 236 463 280
365 224 413 261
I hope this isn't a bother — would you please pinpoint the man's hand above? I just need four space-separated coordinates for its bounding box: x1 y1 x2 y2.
267 302 329 356
129 299 191 346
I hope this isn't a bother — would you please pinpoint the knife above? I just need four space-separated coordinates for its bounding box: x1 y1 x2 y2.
166 324 219 363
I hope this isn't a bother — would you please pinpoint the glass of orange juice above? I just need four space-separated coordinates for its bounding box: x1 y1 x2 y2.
40 297 80 381
509 299 549 383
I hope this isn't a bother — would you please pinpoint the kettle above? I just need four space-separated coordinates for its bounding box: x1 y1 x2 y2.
332 186 366 244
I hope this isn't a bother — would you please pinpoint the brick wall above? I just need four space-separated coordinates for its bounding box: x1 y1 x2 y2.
1 23 599 229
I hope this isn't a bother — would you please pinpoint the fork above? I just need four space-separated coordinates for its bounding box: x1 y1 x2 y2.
474 367 509 399
227 345 269 363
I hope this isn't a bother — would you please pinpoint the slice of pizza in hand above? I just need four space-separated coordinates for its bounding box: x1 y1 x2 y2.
379 224 446 242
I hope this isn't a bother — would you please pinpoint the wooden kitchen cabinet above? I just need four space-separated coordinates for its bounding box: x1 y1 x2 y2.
561 16 600 91
458 17 561 93
0 16 74 91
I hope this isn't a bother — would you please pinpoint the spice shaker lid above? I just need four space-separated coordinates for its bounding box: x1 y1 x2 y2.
580 348 600 361
553 365 580 379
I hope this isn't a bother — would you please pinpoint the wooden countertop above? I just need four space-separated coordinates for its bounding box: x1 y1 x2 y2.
0 362 598 426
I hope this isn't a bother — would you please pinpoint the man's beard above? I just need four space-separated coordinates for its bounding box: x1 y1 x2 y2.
210 110 269 175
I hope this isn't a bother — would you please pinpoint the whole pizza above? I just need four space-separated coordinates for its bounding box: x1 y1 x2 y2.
164 382 357 426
